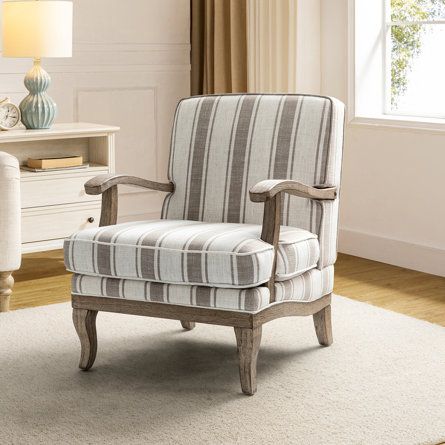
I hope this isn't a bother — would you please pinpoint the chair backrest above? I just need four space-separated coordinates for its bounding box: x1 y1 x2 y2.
162 94 345 268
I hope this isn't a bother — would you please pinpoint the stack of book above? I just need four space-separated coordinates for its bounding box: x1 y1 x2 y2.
22 156 88 172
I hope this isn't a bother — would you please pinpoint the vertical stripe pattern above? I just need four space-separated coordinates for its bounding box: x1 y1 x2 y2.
163 94 345 269
64 220 320 288
71 265 334 313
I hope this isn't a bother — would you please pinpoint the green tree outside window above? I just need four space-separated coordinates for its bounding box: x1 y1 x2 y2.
391 0 445 108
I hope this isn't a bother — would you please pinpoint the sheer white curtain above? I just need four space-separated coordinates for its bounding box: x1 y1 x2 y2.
247 0 298 93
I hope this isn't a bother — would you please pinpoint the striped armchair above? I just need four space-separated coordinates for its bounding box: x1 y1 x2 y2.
66 94 345 395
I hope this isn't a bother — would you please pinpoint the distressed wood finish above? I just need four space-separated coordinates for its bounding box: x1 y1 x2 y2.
72 291 332 393
85 174 174 195
0 272 14 312
85 174 174 227
253 293 332 327
99 186 118 227
260 195 281 303
180 321 196 330
234 326 262 395
250 179 337 202
72 294 331 329
313 304 333 346
72 308 98 370
73 294 255 328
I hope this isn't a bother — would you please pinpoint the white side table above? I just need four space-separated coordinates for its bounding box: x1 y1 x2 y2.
0 123 119 252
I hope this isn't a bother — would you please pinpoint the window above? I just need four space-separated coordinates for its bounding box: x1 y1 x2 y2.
352 0 445 124
387 0 445 118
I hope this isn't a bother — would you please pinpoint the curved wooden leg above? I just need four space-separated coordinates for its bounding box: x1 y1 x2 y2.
313 304 333 346
73 308 98 370
0 272 14 313
180 320 195 330
234 326 262 395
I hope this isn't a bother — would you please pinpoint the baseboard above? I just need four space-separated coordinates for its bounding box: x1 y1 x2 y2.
338 229 445 277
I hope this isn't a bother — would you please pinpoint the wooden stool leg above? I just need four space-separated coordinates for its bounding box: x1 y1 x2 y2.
313 304 333 346
73 308 98 370
234 326 262 395
0 272 14 313
180 321 195 330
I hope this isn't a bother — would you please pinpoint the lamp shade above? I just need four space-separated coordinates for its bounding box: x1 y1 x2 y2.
2 1 73 58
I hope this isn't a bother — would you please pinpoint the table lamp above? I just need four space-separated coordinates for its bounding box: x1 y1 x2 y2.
2 1 73 129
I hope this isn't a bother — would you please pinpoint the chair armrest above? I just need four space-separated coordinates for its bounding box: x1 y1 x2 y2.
84 174 174 195
85 174 174 227
250 180 336 304
249 179 337 203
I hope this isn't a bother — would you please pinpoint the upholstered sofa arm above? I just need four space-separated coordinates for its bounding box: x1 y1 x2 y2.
85 174 174 195
85 174 174 227
249 179 337 203
0 152 21 312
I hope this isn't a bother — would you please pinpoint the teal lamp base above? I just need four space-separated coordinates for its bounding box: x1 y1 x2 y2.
19 59 57 130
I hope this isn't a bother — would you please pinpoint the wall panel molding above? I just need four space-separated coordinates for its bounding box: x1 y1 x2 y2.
0 0 190 225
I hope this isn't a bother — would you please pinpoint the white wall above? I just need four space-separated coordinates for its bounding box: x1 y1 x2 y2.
321 0 445 276
0 0 190 222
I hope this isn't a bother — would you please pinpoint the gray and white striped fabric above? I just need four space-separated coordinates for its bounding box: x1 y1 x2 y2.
162 94 345 269
274 266 334 304
64 219 320 289
71 266 333 313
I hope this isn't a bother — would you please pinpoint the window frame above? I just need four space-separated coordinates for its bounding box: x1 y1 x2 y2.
349 0 445 132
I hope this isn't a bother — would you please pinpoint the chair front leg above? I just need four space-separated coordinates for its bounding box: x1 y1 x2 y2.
313 302 333 346
234 326 262 395
73 308 98 370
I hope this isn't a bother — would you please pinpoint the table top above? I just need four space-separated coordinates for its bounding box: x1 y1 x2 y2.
0 122 120 143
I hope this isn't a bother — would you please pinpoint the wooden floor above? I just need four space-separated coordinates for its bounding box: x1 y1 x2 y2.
9 250 445 327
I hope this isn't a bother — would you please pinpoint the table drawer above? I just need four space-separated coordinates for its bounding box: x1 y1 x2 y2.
22 203 101 244
21 174 101 208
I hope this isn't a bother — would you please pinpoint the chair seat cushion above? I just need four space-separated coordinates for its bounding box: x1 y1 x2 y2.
71 266 333 313
64 219 319 288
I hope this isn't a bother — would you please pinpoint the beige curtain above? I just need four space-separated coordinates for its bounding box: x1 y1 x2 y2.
191 0 248 95
247 0 298 93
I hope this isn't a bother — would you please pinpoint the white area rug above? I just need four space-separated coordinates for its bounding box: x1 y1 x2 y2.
0 296 444 445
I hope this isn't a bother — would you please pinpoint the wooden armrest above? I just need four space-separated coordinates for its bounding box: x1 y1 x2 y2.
251 179 336 304
249 179 337 203
85 174 174 227
84 174 174 195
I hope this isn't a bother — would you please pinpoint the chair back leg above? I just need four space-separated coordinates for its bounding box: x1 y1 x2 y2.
234 326 262 395
180 320 196 330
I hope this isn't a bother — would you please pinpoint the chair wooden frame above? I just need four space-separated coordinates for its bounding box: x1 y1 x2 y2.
72 174 337 395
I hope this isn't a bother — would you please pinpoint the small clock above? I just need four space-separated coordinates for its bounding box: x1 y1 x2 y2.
0 98 21 131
